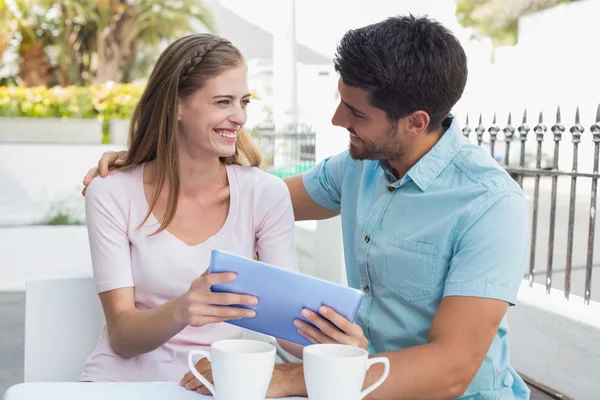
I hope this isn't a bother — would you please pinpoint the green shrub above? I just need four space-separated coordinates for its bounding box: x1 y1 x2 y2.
0 83 144 121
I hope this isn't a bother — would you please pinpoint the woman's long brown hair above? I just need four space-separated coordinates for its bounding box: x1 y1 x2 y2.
118 34 262 234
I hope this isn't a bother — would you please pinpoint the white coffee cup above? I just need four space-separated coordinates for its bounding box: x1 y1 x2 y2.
187 339 276 400
303 344 390 400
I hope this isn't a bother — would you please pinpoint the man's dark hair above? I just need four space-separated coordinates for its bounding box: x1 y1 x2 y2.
334 15 468 130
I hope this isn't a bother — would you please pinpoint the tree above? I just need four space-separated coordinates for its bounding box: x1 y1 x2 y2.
1 0 56 86
0 1 10 62
456 0 573 47
90 0 214 83
1 0 214 86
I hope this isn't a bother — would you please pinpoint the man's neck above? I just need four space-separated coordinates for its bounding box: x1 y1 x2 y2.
387 126 445 179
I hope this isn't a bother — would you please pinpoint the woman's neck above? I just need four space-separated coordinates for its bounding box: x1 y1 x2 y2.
146 154 228 197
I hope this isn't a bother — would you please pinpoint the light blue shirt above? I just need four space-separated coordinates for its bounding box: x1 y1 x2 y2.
302 117 531 399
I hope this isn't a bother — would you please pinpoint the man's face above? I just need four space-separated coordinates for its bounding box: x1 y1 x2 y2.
331 79 405 161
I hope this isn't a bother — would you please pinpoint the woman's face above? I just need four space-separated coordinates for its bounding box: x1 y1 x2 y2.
177 65 251 159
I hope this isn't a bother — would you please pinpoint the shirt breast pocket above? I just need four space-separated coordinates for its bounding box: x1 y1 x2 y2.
382 237 440 302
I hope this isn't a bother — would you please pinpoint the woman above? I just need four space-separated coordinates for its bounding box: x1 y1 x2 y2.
81 34 306 383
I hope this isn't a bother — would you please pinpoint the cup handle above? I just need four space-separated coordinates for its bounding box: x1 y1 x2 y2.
359 357 390 399
187 349 216 397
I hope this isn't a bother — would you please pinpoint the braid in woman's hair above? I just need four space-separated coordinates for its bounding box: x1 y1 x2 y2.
180 37 230 81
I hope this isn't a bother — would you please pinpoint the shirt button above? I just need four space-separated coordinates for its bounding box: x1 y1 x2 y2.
363 285 370 292
364 235 371 243
388 186 395 192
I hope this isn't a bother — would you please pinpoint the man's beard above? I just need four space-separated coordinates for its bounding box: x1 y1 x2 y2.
348 127 404 161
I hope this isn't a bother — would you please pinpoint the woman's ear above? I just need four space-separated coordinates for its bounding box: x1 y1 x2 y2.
177 98 185 121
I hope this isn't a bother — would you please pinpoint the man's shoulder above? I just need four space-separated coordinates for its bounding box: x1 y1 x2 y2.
323 150 376 181
451 142 523 196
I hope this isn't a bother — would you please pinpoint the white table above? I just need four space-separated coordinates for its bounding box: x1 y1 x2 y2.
2 382 307 400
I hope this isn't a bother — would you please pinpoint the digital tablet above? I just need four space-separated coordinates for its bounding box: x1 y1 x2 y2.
207 249 364 346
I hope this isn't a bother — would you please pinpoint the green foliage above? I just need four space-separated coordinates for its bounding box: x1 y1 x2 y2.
0 83 144 120
456 0 572 47
43 211 84 225
1 0 214 86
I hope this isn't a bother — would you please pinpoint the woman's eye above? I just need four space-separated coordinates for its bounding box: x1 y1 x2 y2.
218 100 230 105
242 99 251 106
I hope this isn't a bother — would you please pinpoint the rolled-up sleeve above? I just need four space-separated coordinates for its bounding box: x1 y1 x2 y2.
444 191 529 306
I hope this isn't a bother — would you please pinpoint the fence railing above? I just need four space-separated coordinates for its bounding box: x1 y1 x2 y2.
250 128 316 178
250 107 600 305
461 105 600 304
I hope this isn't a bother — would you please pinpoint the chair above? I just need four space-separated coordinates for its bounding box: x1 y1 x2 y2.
24 277 105 382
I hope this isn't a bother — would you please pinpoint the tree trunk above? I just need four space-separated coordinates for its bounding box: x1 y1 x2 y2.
121 39 139 83
18 44 51 87
0 33 9 65
95 27 121 83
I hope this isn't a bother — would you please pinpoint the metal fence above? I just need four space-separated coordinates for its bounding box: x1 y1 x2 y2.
250 107 600 305
250 127 316 178
461 105 600 304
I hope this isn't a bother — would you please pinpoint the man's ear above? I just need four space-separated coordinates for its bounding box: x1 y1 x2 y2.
405 111 431 136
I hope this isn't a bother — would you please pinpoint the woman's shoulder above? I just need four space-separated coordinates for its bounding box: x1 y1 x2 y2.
230 165 288 195
85 164 142 201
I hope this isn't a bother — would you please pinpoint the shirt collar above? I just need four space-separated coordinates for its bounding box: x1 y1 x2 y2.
378 116 464 191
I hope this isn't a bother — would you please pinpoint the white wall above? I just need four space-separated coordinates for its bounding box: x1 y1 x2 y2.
0 226 92 291
0 144 125 226
508 280 600 400
0 118 103 144
295 218 346 285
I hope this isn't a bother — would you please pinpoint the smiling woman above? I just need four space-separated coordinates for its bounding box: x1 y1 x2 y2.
79 34 301 383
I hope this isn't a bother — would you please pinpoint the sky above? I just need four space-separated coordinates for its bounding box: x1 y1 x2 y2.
218 0 465 59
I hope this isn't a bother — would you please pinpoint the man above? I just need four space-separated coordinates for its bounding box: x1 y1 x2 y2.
83 15 530 399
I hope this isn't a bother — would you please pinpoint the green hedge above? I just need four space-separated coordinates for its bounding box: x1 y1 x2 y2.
0 84 144 120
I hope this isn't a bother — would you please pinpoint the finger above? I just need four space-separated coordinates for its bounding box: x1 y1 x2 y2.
181 358 211 387
318 306 363 338
203 272 237 287
115 151 127 164
294 319 334 344
188 315 243 327
297 328 322 345
197 386 211 395
98 151 118 176
190 304 256 319
200 292 258 306
299 309 346 343
180 370 194 387
192 272 236 290
195 370 213 395
82 167 99 186
184 377 204 391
